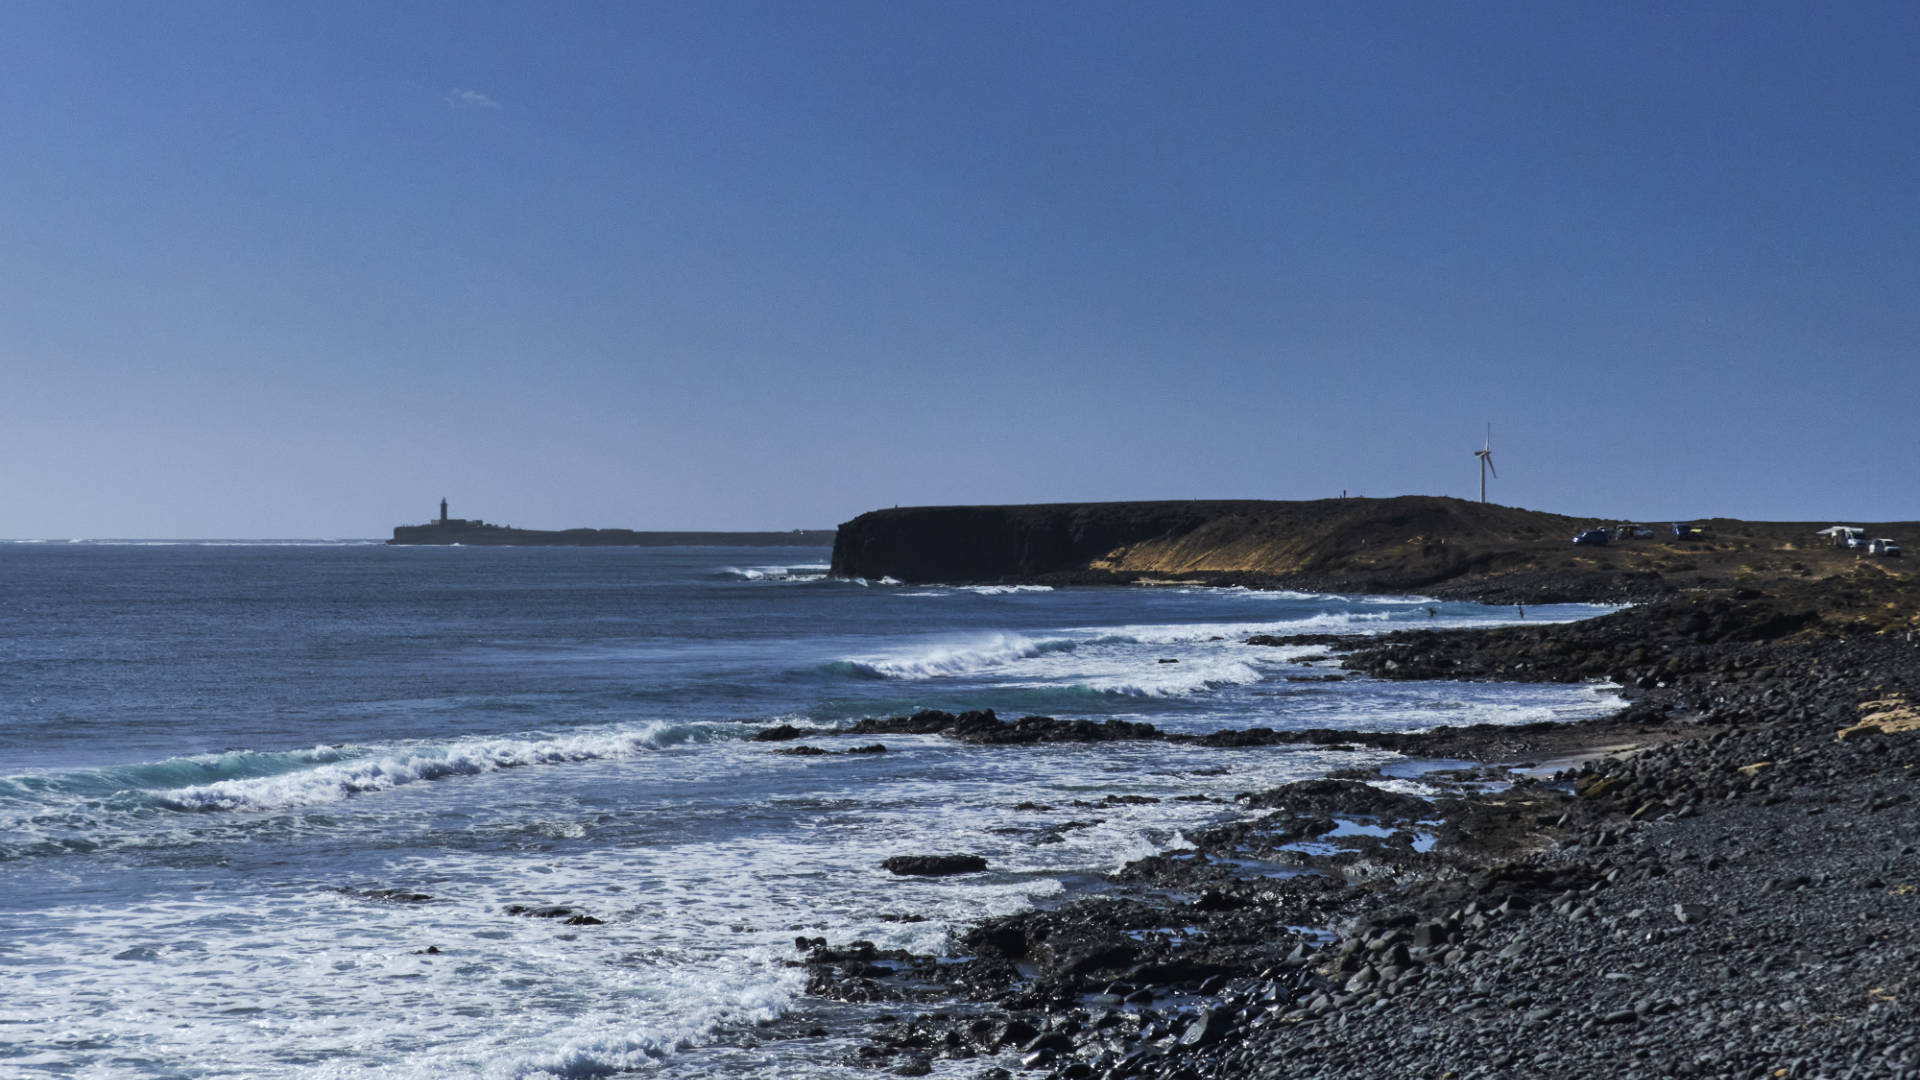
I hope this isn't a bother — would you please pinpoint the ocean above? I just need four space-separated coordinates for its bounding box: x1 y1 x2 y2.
0 543 1621 1078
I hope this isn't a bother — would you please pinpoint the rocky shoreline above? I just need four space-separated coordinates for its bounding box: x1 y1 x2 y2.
769 595 1920 1079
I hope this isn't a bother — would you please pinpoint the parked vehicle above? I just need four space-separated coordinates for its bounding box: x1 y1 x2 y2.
1819 526 1867 549
1672 523 1706 541
1572 529 1610 546
1869 539 1902 557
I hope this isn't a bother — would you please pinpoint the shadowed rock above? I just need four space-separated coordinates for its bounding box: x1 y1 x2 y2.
881 854 988 876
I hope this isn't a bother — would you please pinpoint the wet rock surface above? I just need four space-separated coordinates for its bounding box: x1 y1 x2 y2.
504 903 603 926
785 594 1920 1078
846 710 1167 745
776 707 1663 765
883 854 990 877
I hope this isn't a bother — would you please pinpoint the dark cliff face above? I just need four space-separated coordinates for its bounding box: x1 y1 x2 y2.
827 497 1559 584
828 502 1246 582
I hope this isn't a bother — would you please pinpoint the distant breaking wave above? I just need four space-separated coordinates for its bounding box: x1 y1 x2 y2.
1066 658 1267 698
717 564 831 583
826 611 1393 690
830 632 1081 680
0 722 716 827
154 724 713 812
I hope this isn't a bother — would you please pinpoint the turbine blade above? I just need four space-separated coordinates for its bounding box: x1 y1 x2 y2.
1486 457 1497 479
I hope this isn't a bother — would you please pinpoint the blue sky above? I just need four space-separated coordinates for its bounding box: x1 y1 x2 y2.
3 2 1916 536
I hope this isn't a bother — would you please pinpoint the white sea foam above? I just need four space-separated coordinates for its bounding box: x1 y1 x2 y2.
9 737 1361 1077
1275 679 1626 733
717 564 830 582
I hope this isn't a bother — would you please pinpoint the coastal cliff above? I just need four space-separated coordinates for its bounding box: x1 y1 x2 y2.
831 497 1588 591
830 496 1920 608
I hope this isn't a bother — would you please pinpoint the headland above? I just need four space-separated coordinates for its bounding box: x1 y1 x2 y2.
389 500 834 547
789 494 1920 1078
832 495 1920 618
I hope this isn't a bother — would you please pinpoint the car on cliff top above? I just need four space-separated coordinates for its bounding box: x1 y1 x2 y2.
1572 529 1610 546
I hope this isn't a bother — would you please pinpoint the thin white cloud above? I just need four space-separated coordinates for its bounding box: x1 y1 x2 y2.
444 88 500 110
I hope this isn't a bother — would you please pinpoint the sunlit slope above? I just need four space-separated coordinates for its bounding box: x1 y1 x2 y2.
1083 498 1583 578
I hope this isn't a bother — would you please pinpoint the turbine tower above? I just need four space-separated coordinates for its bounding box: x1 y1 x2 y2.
1474 423 1496 503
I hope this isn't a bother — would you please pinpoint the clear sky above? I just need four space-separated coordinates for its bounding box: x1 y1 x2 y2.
3 2 1916 537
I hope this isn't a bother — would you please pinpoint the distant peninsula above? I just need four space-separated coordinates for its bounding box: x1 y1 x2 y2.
390 500 835 547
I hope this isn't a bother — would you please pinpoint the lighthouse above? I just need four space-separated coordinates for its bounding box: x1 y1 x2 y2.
439 498 448 524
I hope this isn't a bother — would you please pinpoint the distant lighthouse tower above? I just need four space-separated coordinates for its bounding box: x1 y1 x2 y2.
439 498 448 524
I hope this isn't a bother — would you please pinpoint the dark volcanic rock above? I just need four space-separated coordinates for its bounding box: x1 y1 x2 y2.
881 854 988 876
338 886 434 904
1337 594 1822 687
848 709 1165 744
1246 633 1353 647
505 904 603 925
1235 778 1434 822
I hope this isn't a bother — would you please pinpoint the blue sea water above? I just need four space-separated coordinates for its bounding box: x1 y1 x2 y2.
0 544 1620 1078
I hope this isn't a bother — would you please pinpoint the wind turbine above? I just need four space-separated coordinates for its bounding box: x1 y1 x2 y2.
1474 424 1496 503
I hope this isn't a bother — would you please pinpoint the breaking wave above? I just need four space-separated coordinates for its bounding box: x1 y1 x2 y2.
716 563 830 582
1 722 716 823
830 633 1082 680
1068 658 1268 698
826 611 1399 687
